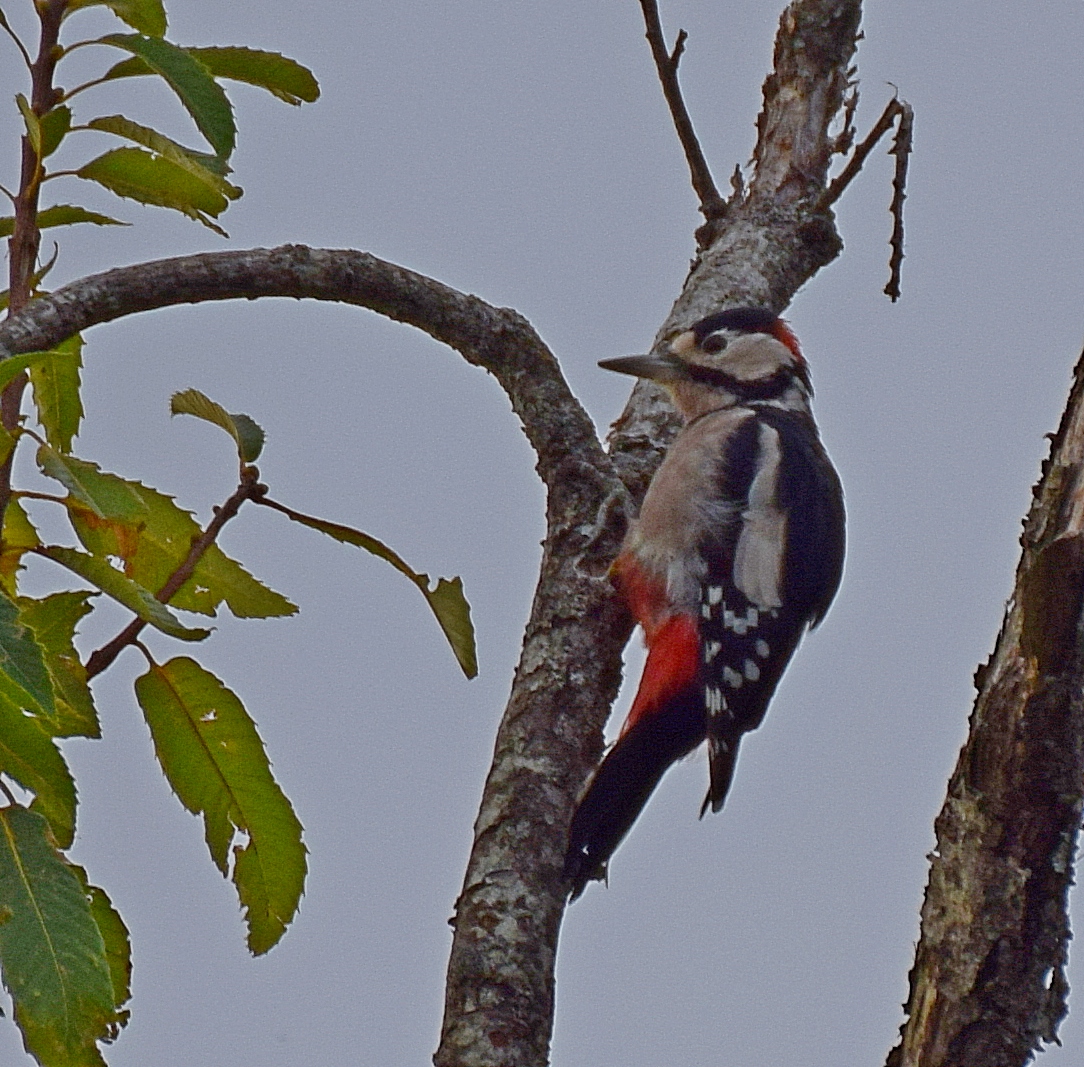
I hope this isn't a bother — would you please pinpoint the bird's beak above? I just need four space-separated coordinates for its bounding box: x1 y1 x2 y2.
598 353 686 383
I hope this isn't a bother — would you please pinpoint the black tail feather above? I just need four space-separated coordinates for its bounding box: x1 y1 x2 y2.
564 687 704 900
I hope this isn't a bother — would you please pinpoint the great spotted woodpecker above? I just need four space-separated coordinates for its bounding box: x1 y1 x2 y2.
564 307 845 900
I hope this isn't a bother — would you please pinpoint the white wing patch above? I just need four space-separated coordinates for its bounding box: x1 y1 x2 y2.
732 422 785 609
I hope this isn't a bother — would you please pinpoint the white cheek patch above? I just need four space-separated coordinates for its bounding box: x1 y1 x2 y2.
733 423 784 609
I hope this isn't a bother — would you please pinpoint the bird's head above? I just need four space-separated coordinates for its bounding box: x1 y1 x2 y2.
600 307 811 421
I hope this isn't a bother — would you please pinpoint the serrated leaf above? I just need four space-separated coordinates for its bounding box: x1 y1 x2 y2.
0 498 41 595
0 695 76 847
69 477 296 619
421 576 477 679
16 93 41 158
66 0 166 36
77 147 231 233
84 881 131 1016
0 807 120 1066
36 546 210 642
19 593 99 739
87 116 241 199
0 204 128 239
261 500 478 677
170 388 264 463
39 105 72 158
186 47 320 105
0 586 55 717
29 334 84 451
134 657 306 954
100 34 234 158
37 445 147 521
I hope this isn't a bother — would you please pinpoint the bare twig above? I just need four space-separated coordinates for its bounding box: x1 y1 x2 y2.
884 99 913 302
817 94 912 301
639 0 728 234
818 95 903 209
84 467 264 679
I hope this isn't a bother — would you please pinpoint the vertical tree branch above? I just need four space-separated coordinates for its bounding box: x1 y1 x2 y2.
886 347 1084 1067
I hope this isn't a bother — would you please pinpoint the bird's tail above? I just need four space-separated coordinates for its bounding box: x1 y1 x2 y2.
564 687 704 900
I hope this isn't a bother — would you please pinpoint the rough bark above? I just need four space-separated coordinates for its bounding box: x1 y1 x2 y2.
885 348 1084 1067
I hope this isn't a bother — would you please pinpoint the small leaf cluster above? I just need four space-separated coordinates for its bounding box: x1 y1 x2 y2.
0 2 477 1065
1 0 320 241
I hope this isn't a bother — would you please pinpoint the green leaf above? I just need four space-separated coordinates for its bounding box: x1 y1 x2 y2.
170 388 264 463
87 115 241 199
0 204 129 239
66 0 166 36
134 657 306 954
39 106 72 158
19 593 99 739
421 576 477 679
36 545 210 642
29 334 84 452
0 423 14 468
0 695 76 848
77 147 232 233
16 93 41 158
37 445 147 521
0 586 56 717
186 47 320 105
81 877 131 1015
0 807 121 1066
262 501 478 677
100 34 235 158
69 478 296 619
1 498 41 595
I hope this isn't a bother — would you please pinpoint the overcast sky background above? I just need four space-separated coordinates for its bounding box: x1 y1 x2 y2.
2 1 1083 1065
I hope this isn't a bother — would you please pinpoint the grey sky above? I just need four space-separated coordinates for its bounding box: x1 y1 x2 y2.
2 1 1083 1065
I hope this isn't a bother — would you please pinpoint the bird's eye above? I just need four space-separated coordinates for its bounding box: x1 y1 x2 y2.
701 333 728 354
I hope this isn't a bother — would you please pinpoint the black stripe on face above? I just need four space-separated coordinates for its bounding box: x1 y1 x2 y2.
682 361 798 401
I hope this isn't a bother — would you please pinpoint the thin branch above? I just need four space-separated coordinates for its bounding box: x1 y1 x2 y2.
84 467 263 679
639 0 728 229
884 100 913 302
818 94 903 209
0 9 33 72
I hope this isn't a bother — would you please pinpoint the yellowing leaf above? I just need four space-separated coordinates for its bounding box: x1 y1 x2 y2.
0 499 41 595
69 477 296 619
37 445 147 521
134 657 306 954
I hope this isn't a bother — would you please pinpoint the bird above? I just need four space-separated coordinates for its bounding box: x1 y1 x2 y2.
564 307 845 900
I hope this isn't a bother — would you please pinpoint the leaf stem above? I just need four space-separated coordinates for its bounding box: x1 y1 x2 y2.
85 467 265 679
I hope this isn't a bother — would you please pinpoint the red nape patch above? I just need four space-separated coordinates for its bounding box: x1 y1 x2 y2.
621 613 699 734
772 319 805 363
